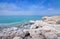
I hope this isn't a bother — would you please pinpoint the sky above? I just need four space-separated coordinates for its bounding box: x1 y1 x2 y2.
0 0 60 16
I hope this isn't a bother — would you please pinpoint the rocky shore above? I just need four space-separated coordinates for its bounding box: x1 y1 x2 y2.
0 16 60 39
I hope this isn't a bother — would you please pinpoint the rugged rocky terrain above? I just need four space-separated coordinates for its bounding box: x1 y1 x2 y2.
0 16 60 39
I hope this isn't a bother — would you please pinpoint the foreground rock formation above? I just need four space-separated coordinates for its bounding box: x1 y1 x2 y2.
0 15 60 39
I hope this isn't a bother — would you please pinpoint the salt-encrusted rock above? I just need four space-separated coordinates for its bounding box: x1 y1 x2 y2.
42 16 56 24
23 31 32 39
24 36 32 39
56 20 60 24
42 16 60 24
30 20 49 29
57 32 60 37
2 27 18 36
24 24 60 39
0 27 19 39
21 23 28 27
30 24 40 29
44 32 57 39
29 20 35 24
2 27 18 33
9 27 18 31
42 16 49 21
2 28 10 32
41 26 56 31
2 36 13 39
13 36 23 39
51 16 60 21
0 32 3 39
9 31 17 38
23 29 45 39
15 29 25 37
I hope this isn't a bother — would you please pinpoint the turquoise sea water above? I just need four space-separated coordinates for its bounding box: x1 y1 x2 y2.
0 16 42 24
0 16 42 30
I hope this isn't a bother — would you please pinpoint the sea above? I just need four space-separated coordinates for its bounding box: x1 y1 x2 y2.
0 15 42 30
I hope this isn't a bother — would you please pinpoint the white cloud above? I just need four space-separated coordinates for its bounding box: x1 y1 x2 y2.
48 8 54 10
0 2 60 16
0 3 22 11
0 3 46 15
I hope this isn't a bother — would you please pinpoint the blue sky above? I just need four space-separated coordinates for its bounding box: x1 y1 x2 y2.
0 0 60 16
